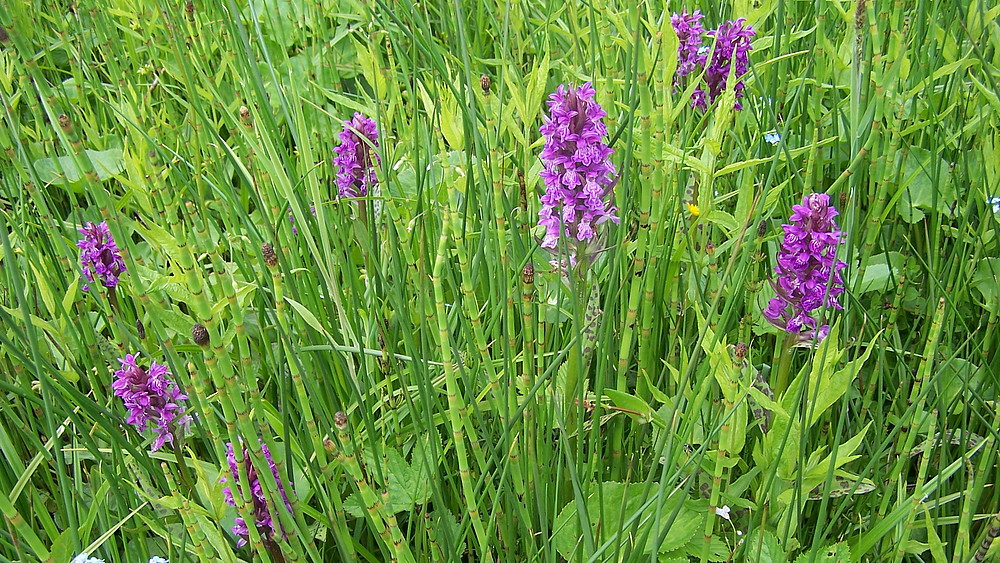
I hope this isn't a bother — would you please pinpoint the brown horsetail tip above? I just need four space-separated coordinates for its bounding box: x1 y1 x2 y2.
239 105 251 126
57 114 72 133
705 240 716 255
262 242 278 267
734 342 748 362
0 25 8 44
334 411 348 430
185 0 195 18
192 323 209 347
522 262 534 285
480 73 491 95
757 220 768 238
136 319 146 340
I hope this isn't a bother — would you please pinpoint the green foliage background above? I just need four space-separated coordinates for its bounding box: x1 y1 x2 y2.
0 0 998 561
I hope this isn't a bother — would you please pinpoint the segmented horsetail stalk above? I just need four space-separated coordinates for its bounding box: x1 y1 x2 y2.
162 462 217 560
263 241 328 471
333 412 415 563
879 297 946 520
432 212 491 560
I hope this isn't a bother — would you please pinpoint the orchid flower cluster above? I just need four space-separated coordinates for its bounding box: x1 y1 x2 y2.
333 112 380 199
671 11 756 110
112 354 191 452
222 440 293 547
537 82 619 264
77 221 126 291
763 193 847 343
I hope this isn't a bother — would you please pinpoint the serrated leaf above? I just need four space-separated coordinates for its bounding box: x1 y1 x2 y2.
742 529 786 563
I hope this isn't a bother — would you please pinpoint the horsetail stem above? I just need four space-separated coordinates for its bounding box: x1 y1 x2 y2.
432 210 491 560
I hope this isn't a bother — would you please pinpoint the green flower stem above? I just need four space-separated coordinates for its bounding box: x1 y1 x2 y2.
773 333 797 396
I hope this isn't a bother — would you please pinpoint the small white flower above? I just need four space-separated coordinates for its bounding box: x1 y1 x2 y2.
764 131 781 145
71 554 104 563
149 557 169 563
714 505 731 520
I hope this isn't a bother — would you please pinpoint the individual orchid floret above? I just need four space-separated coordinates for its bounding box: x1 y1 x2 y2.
333 112 380 199
763 193 847 343
537 83 619 250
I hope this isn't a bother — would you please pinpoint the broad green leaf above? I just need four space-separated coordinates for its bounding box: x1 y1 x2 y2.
284 297 329 336
32 148 125 188
804 332 878 428
742 529 786 563
853 252 906 294
970 257 1000 313
606 389 655 424
922 506 948 563
720 401 748 456
894 147 955 223
779 424 872 503
30 263 57 320
552 482 699 559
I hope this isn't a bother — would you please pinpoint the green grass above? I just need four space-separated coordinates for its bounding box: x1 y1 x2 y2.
0 0 999 562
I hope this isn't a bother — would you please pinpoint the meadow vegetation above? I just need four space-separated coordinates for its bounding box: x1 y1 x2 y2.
0 0 999 561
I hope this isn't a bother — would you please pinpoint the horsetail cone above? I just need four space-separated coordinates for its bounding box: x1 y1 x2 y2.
191 323 209 347
334 411 348 430
262 242 278 268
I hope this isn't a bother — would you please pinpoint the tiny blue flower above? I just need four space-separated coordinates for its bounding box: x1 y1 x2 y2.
149 557 169 563
989 196 1000 214
71 554 104 563
764 131 781 145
